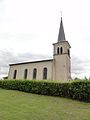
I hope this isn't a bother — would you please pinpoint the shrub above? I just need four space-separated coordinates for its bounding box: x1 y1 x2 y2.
0 80 90 102
68 80 90 102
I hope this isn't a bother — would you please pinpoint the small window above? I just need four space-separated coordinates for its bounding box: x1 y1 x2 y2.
68 49 70 56
13 70 17 79
24 69 28 79
57 47 59 55
33 68 37 79
43 67 47 79
60 47 63 54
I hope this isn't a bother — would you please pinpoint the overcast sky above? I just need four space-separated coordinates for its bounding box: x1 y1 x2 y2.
0 0 90 79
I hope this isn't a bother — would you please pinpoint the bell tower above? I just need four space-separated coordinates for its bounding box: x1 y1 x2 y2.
52 17 71 81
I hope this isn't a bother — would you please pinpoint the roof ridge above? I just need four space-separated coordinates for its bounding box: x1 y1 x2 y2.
10 59 53 66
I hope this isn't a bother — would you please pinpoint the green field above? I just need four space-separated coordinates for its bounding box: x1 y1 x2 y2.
0 88 90 120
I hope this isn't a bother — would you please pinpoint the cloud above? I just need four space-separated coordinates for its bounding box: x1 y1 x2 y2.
71 56 84 74
71 55 90 78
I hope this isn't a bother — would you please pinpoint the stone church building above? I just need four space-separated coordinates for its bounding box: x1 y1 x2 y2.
8 17 71 82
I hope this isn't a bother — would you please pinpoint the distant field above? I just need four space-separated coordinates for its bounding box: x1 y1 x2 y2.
0 88 90 120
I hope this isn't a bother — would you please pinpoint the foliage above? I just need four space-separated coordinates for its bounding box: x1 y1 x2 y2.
0 80 90 102
69 80 90 102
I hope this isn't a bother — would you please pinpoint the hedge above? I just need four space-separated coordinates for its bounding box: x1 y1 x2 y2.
0 80 90 102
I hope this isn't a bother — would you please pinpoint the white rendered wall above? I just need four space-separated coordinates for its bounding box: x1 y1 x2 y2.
53 41 71 82
8 61 53 80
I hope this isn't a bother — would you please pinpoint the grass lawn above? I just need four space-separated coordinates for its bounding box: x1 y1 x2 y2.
0 88 90 120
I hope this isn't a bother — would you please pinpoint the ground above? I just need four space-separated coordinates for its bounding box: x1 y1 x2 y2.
0 88 90 120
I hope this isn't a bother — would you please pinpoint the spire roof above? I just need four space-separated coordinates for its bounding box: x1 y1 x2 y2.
58 17 66 42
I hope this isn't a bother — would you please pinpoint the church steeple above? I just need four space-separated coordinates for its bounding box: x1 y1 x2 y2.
58 17 66 42
53 15 71 81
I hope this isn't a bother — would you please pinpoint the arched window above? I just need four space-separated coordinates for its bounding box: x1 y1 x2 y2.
43 67 47 79
68 49 70 56
13 70 17 79
57 47 59 55
60 47 63 54
24 69 28 79
33 68 37 79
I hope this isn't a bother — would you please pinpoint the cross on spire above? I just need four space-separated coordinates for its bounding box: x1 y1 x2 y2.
61 11 62 18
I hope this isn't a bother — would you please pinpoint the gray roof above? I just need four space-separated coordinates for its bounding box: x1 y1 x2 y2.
58 17 66 42
10 59 53 66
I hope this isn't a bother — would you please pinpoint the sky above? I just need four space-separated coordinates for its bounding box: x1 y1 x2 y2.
0 0 90 79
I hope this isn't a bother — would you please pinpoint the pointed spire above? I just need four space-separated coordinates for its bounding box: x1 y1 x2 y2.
58 16 66 42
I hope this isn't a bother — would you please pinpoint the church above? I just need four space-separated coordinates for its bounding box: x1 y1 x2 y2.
8 17 71 82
